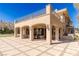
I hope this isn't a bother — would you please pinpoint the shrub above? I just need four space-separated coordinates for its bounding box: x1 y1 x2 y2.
74 34 79 41
0 28 14 34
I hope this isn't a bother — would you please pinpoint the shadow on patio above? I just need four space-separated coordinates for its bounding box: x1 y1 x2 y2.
51 36 76 45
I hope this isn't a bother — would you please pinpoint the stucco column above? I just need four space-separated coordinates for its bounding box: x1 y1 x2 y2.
60 28 63 39
20 27 23 39
23 27 26 37
46 25 52 45
14 28 17 37
55 27 59 41
30 26 33 41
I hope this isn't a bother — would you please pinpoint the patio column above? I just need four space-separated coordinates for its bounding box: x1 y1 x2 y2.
60 28 63 39
46 25 52 44
20 27 23 39
23 27 25 38
30 26 33 41
14 28 17 37
55 27 59 41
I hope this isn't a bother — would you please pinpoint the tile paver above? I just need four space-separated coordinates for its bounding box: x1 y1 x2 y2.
15 53 27 56
2 49 21 56
18 46 32 52
25 49 41 56
38 52 52 56
63 53 73 56
36 46 49 52
0 36 79 56
64 49 78 55
46 49 62 56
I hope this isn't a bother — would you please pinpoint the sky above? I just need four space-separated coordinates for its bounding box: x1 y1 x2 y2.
0 3 78 28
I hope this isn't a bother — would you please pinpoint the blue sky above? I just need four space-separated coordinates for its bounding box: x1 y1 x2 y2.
0 3 78 28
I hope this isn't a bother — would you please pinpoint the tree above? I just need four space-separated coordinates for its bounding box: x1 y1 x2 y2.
74 3 79 29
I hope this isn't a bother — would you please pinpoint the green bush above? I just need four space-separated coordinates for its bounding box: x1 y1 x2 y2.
0 28 14 34
74 34 79 41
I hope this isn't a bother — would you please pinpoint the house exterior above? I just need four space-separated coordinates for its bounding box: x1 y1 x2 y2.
14 4 74 44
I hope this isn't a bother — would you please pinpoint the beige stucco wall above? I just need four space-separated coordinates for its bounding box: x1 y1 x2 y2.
15 14 50 28
15 14 64 29
51 14 64 28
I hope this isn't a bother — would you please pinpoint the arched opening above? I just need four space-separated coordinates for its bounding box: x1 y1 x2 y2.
32 24 46 40
22 26 29 38
16 27 20 37
52 26 55 40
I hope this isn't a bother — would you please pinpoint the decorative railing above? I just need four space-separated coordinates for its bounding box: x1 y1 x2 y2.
15 8 46 23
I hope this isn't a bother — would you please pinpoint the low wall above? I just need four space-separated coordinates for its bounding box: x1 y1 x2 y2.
63 34 74 40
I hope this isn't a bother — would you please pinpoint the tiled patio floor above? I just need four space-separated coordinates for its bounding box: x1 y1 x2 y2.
0 37 79 56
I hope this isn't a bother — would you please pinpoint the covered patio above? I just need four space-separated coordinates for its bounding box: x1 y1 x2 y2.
14 4 66 44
